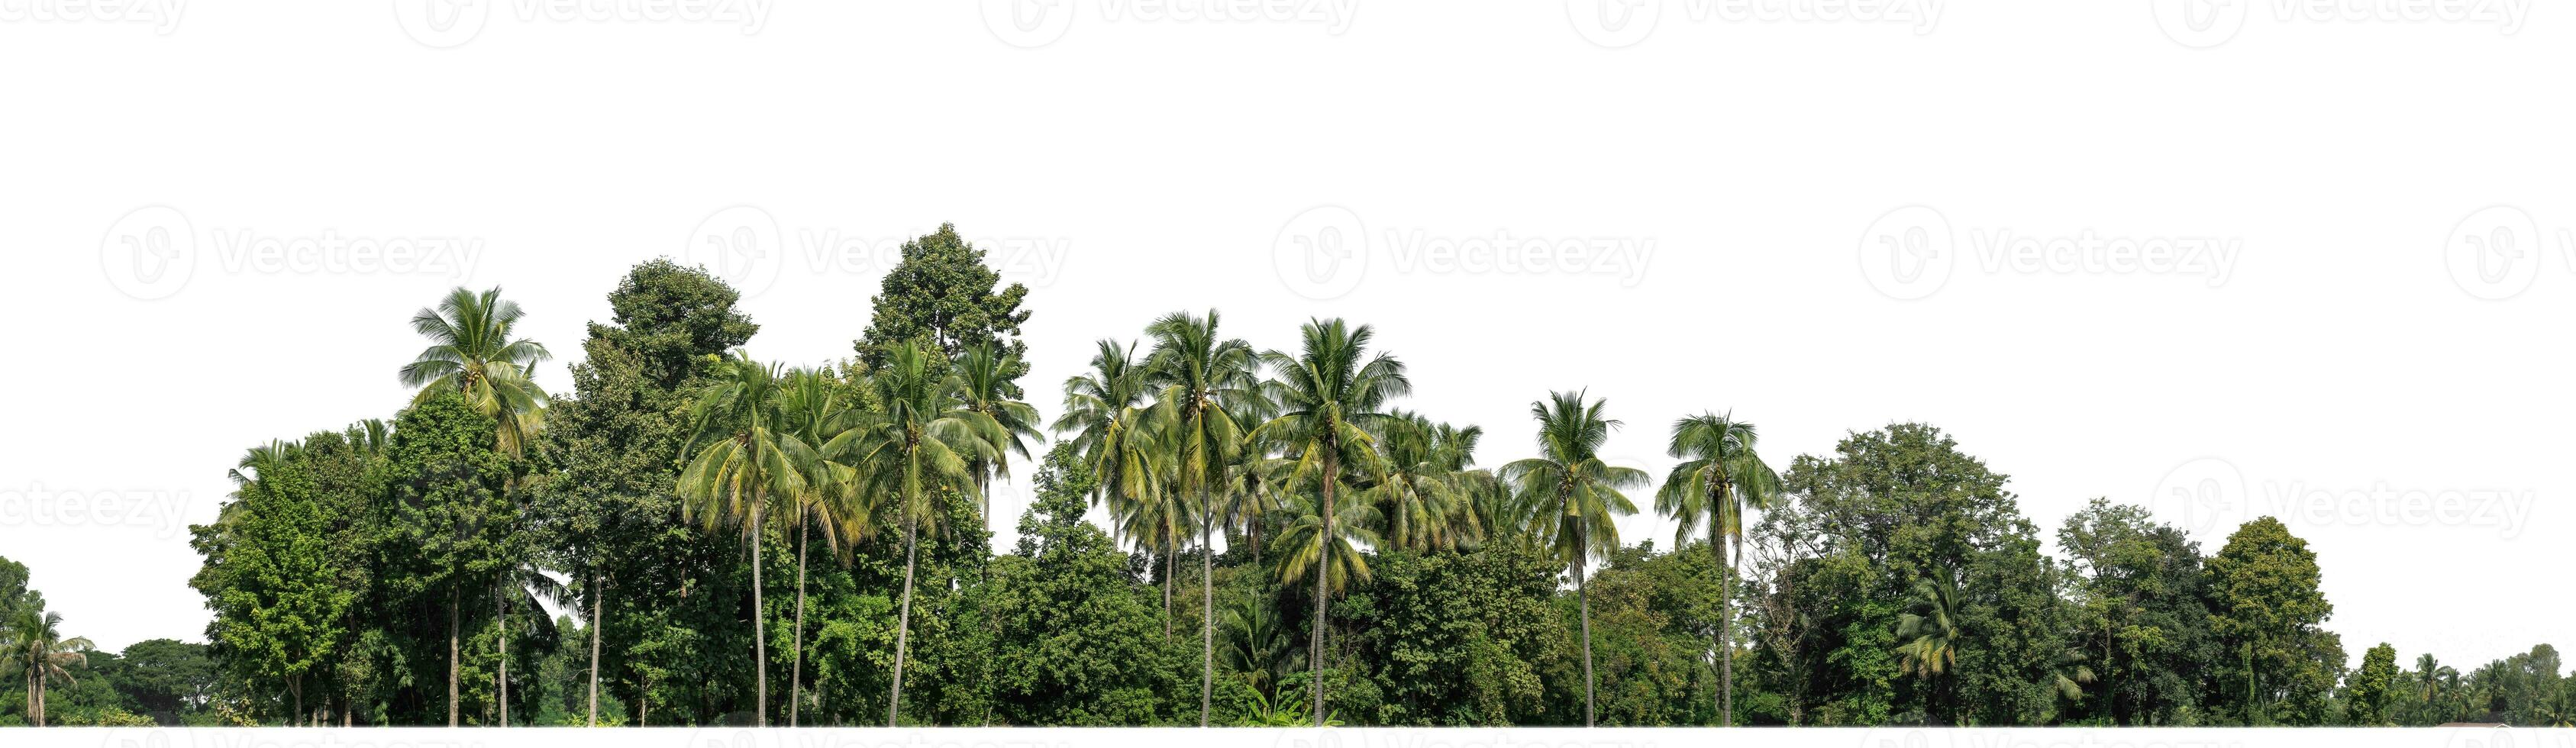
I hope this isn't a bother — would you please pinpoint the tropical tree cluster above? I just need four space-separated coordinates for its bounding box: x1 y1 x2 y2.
11 224 2571 727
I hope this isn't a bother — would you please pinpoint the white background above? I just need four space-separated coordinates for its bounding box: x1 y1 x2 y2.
2 0 2568 685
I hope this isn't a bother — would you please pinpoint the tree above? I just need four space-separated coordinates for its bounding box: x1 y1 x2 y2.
676 352 815 727
822 342 1001 726
853 223 1031 374
376 392 517 727
2348 643 2399 725
1893 566 1962 719
1054 339 1157 515
194 437 354 724
1365 413 1483 553
1501 390 1645 727
2206 516 2339 725
775 366 863 727
7 610 94 726
1656 411 1781 726
1255 318 1409 725
954 343 1041 527
1142 309 1257 726
396 287 553 457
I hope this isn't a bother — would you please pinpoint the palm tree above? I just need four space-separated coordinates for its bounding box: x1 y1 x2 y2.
1254 318 1409 725
776 366 864 727
1501 390 1644 727
396 286 552 456
955 343 1042 526
1219 593 1303 702
493 560 565 727
1143 309 1258 727
1364 413 1483 553
1896 566 1964 722
1053 338 1158 514
676 352 814 727
1655 411 1781 726
823 342 1000 726
7 610 93 727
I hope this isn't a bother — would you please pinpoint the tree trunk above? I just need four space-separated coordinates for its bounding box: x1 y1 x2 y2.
791 516 809 727
1577 542 1596 727
1164 544 1175 641
1201 511 1215 727
1715 521 1732 727
499 581 512 727
449 585 461 727
751 506 770 727
589 570 603 727
1312 449 1335 727
889 514 919 727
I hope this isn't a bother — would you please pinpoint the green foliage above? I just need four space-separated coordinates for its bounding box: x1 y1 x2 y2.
853 223 1031 378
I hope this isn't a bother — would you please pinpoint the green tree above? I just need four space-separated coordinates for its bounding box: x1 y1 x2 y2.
676 352 817 727
1655 411 1781 725
7 610 94 726
2205 516 2339 725
1501 390 1645 727
1141 309 1257 726
377 392 517 727
852 223 1031 375
2348 643 2398 725
397 287 553 456
1254 318 1409 725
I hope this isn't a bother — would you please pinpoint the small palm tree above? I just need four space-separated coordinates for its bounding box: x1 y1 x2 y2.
676 352 814 727
1500 390 1644 727
1220 592 1304 701
397 287 552 456
1054 339 1157 513
1254 318 1409 725
1656 411 1781 726
822 342 1001 726
1364 413 1482 553
1896 566 1964 722
955 343 1042 527
7 610 94 727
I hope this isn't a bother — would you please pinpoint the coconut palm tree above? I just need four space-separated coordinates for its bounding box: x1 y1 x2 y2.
676 352 813 727
1220 592 1303 702
1142 309 1258 726
7 610 93 727
776 366 865 727
1364 413 1483 553
1655 411 1782 726
1053 338 1158 514
1896 566 1964 722
822 342 1001 726
1500 390 1644 727
1254 318 1409 725
955 343 1041 527
493 560 565 727
397 286 552 456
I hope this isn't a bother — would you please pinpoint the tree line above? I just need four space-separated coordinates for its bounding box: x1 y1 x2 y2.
7 224 2571 727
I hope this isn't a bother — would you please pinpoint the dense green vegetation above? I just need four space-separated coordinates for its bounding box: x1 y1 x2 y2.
7 224 2573 727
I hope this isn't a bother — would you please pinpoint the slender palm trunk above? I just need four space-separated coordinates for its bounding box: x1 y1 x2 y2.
1312 450 1335 727
1200 510 1215 727
448 586 461 727
1714 521 1732 727
290 677 302 727
1577 545 1596 727
588 570 603 727
751 507 770 727
499 582 512 727
1164 543 1176 640
889 514 920 727
791 516 809 727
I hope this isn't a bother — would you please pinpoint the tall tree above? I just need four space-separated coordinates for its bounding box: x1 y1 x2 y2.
1054 339 1157 515
954 343 1041 527
375 392 516 727
1254 318 1409 725
822 342 1001 726
1656 411 1780 726
776 366 864 727
853 223 1031 374
1500 390 1644 727
2206 516 2339 725
2349 643 2399 725
7 610 93 727
396 286 553 457
676 352 815 727
1143 309 1257 725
